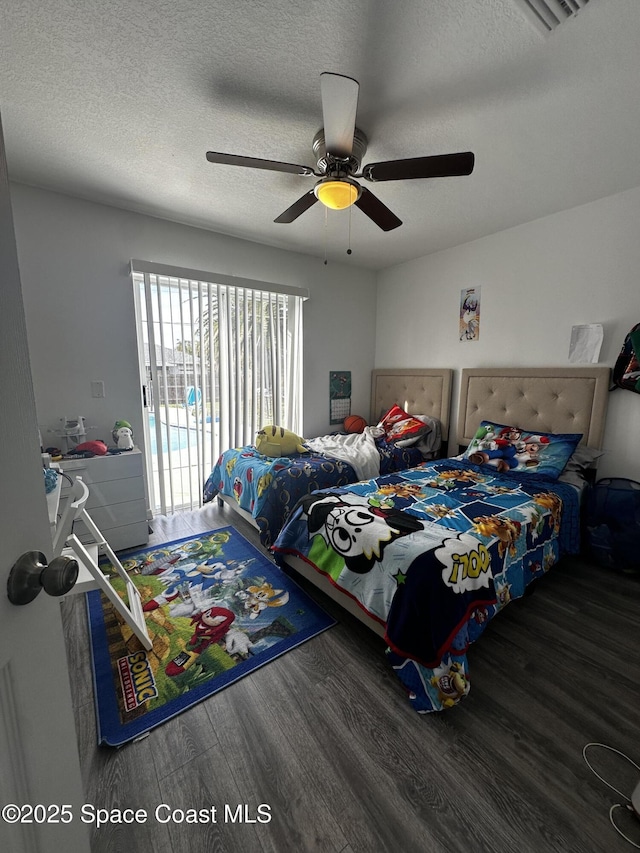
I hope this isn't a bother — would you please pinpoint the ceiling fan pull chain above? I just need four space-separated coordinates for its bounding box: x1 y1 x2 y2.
323 205 328 265
347 204 353 256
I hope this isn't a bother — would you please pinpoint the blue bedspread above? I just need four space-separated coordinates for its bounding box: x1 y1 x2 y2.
272 458 580 712
202 439 423 547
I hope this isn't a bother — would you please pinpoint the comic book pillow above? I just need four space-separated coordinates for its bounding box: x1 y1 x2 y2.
378 404 432 446
463 420 582 480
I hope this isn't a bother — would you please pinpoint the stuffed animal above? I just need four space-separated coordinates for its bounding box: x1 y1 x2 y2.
112 420 134 450
114 427 134 450
255 425 307 457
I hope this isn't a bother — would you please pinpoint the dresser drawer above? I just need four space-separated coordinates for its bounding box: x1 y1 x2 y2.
61 450 143 487
75 520 149 553
85 476 145 508
74 498 148 533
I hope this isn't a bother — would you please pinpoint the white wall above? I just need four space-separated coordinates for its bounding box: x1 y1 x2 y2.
376 184 640 481
11 184 376 455
14 181 640 485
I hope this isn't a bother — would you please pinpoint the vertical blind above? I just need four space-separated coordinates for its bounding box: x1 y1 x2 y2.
131 261 307 515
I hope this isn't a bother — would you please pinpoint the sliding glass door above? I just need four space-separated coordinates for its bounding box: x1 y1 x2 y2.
132 262 305 515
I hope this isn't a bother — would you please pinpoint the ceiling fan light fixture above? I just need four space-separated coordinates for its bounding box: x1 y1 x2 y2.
314 178 360 210
207 74 474 231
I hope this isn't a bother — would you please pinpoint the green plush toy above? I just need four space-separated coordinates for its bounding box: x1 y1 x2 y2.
112 419 133 444
255 425 307 457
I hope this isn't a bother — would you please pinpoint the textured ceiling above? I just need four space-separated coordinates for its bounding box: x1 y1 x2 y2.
1 0 639 270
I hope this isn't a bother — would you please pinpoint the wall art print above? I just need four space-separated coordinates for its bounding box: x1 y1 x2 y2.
460 287 481 342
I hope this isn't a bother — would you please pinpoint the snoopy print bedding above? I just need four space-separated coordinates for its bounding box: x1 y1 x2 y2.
272 458 580 713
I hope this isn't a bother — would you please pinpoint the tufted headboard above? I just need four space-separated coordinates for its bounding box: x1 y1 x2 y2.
457 366 610 450
370 368 453 440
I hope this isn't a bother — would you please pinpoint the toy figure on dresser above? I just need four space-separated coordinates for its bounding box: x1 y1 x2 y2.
112 420 134 451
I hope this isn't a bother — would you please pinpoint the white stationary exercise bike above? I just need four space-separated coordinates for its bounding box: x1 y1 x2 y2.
53 476 151 650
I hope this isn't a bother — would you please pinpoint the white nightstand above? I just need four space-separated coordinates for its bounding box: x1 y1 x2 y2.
59 448 149 552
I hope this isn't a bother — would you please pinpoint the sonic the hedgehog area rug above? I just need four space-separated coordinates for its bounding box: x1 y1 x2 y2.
87 526 335 746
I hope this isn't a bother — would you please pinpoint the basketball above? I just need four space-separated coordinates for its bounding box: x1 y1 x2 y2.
344 415 367 434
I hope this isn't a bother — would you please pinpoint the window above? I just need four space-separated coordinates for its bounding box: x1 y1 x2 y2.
132 261 306 514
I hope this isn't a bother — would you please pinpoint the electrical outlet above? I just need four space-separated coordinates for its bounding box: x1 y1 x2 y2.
91 380 105 398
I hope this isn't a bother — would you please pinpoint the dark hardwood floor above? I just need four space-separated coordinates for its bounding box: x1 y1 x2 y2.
61 502 640 853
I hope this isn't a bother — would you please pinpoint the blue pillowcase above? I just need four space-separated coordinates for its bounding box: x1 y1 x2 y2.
463 421 583 480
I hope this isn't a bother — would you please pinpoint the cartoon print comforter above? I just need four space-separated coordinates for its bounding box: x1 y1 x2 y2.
271 458 581 712
202 440 424 547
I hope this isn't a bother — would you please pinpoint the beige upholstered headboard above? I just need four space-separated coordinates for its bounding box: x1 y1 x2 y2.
457 366 610 450
370 368 453 440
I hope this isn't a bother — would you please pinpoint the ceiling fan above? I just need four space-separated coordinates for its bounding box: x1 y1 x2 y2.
206 72 475 232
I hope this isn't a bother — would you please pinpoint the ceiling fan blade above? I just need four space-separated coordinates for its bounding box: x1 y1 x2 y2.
320 72 359 159
355 187 402 231
274 190 318 224
206 151 314 176
362 152 475 182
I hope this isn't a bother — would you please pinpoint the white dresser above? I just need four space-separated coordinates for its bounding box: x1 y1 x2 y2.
59 448 149 552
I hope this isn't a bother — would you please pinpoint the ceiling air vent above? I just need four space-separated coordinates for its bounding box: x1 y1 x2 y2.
513 0 591 34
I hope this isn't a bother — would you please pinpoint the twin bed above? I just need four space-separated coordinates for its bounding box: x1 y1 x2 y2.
204 368 453 547
205 365 610 713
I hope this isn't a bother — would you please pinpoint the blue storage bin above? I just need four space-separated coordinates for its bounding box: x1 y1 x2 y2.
585 478 640 573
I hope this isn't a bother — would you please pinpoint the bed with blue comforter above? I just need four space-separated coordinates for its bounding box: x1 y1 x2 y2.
271 457 580 713
203 437 425 547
